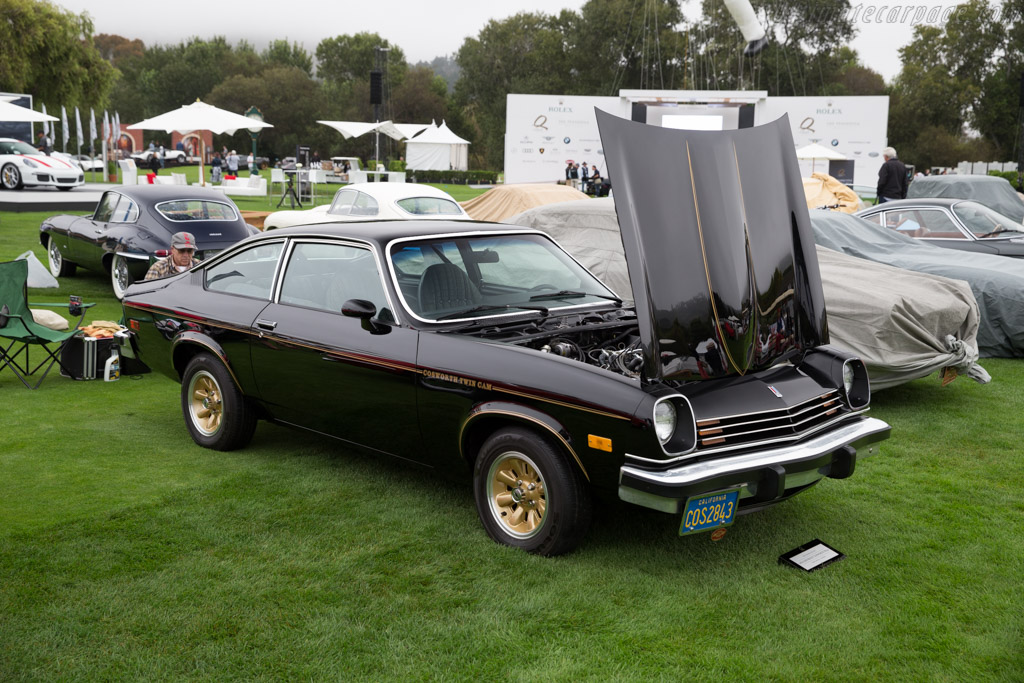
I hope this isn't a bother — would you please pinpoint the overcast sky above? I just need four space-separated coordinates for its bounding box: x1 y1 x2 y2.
54 0 971 82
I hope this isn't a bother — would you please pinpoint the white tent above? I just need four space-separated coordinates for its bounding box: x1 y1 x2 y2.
317 120 430 141
405 121 470 171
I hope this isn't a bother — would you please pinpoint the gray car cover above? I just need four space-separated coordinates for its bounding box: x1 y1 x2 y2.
810 209 1024 358
509 198 987 388
908 175 1024 223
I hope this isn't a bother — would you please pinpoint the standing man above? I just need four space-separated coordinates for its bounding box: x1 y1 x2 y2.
227 150 239 176
159 144 166 169
246 151 255 175
580 161 590 191
144 232 201 281
876 147 908 203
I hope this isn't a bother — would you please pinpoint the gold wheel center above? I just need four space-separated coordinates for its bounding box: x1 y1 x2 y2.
490 455 546 535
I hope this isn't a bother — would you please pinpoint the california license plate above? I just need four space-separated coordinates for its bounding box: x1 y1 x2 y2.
680 489 740 535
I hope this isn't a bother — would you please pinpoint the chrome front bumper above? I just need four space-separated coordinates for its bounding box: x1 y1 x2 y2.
619 416 891 514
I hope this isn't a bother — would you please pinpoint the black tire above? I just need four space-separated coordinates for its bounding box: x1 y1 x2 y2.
46 235 76 277
1 163 24 190
473 427 592 556
181 353 256 451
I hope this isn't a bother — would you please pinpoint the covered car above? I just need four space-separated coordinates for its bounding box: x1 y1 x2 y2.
510 197 987 389
0 137 84 190
459 183 589 222
802 172 864 213
908 175 1024 223
264 182 468 230
40 185 256 299
810 209 1024 358
122 114 889 556
856 198 1024 258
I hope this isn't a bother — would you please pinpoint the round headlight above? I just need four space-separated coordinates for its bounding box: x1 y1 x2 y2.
654 400 676 443
843 362 855 394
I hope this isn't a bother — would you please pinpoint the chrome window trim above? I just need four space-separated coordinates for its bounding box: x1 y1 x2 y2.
155 199 241 223
202 238 287 302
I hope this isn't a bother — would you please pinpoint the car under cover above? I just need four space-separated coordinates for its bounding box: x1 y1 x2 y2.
509 197 987 389
810 209 1024 358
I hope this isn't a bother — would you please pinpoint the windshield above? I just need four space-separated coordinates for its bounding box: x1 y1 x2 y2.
952 201 1024 238
390 233 616 321
0 139 40 155
156 200 238 222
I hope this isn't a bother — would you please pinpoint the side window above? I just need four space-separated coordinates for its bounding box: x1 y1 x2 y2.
110 195 140 223
280 242 392 321
328 190 357 216
884 210 924 236
862 213 882 225
94 193 119 222
351 192 379 216
912 210 962 238
205 242 284 299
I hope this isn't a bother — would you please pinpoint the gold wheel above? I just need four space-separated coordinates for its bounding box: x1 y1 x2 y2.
187 370 223 436
486 451 547 538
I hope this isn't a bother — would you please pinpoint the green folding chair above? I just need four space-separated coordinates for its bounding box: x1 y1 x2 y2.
0 259 93 389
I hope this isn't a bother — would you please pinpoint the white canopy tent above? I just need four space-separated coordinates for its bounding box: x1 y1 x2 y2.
317 120 430 141
405 121 470 171
0 96 58 123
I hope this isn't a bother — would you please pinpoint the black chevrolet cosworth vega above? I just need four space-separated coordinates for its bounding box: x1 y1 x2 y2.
122 114 891 555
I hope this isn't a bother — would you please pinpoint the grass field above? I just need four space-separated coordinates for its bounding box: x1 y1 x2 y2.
1 205 1022 680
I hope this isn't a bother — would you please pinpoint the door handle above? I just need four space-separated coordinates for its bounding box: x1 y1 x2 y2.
255 319 277 331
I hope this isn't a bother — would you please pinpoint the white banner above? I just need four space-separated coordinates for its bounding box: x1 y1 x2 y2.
755 96 890 189
504 94 622 185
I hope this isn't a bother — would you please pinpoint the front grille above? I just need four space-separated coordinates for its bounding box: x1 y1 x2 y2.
57 177 76 184
695 390 847 451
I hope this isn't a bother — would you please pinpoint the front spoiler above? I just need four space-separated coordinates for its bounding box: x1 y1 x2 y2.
619 417 891 514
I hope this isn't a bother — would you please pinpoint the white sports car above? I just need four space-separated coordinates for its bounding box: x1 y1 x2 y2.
130 149 188 166
264 182 470 230
0 138 84 191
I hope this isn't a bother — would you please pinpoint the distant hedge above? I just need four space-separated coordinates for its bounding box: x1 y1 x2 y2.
988 170 1022 189
407 170 499 184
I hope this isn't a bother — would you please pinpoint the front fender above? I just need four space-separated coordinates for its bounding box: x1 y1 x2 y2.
459 400 589 481
171 331 244 392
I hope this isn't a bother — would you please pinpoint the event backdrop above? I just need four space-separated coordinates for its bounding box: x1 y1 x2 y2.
504 94 620 185
756 96 890 187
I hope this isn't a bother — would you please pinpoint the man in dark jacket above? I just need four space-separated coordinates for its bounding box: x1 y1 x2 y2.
877 147 908 203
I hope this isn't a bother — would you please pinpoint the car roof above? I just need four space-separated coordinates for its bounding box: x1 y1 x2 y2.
259 219 539 248
334 182 460 202
108 185 240 203
860 198 961 212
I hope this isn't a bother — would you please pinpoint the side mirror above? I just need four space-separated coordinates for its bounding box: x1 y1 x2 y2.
342 299 389 335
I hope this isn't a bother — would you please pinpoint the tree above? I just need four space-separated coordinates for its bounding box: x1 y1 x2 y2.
94 33 145 66
0 0 115 108
316 33 407 85
261 40 313 77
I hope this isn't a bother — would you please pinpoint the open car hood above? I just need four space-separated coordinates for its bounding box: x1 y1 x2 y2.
597 111 828 382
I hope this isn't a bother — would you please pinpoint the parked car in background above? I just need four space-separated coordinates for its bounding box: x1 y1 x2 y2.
120 114 890 556
264 183 469 230
39 185 257 299
908 174 1024 223
67 154 106 172
0 137 84 190
810 209 1024 358
131 148 188 166
857 198 1024 257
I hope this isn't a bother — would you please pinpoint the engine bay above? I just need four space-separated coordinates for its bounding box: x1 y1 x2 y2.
467 309 645 378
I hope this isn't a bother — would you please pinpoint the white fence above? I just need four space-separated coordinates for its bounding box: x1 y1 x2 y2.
955 161 1019 175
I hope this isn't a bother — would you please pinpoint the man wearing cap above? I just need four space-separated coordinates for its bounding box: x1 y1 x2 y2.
876 146 908 203
145 232 201 280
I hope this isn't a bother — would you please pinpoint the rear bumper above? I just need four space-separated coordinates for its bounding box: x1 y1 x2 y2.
618 416 891 514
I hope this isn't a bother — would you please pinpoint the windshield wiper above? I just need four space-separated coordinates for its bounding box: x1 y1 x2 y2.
528 289 623 305
434 303 549 321
978 228 1024 239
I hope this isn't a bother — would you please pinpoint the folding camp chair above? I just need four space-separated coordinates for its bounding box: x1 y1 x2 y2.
0 259 93 389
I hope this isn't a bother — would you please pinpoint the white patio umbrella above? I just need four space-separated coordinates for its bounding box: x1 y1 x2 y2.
795 143 847 173
0 97 59 123
129 99 273 185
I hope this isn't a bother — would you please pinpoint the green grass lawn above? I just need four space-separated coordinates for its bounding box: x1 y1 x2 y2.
1 208 1022 680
